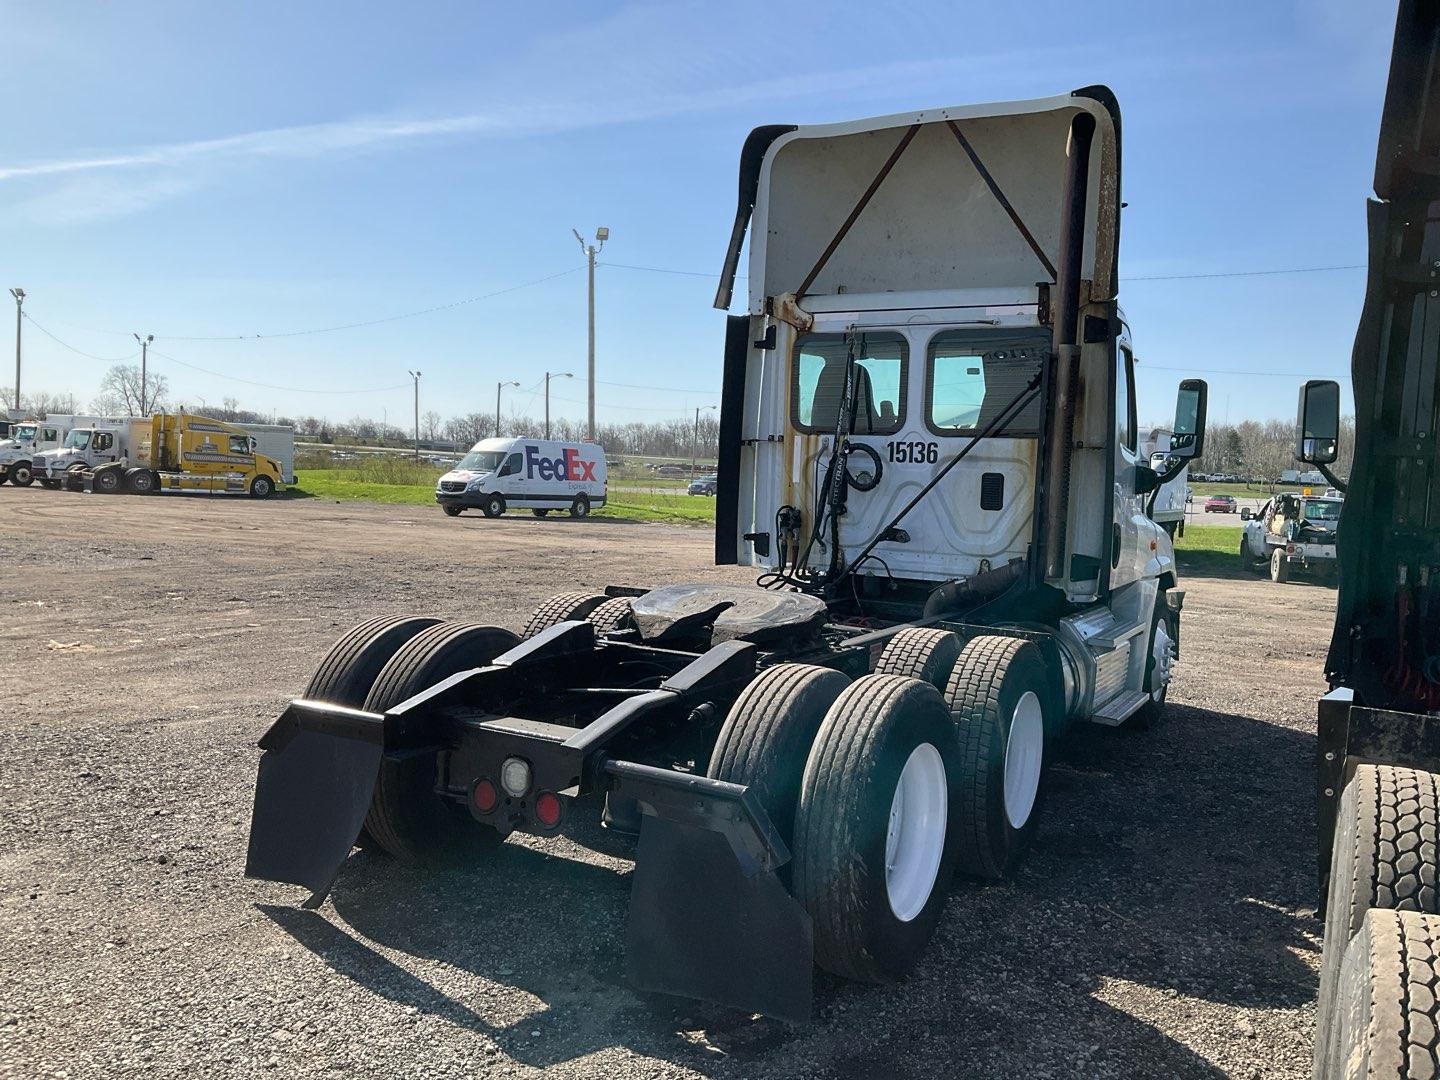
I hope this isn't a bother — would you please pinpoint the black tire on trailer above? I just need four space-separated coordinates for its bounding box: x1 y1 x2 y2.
93 468 123 494
1316 764 1440 1068
125 469 157 494
361 621 521 861
792 674 961 984
570 493 591 518
1319 909 1440 1079
443 505 463 517
481 493 505 518
586 596 635 636
8 462 33 486
707 664 850 866
944 635 1056 880
521 592 607 638
874 628 962 691
1270 547 1290 583
531 508 550 518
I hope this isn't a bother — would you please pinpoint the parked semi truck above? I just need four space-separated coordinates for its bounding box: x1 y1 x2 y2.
33 412 284 497
1309 5 1440 1076
246 87 1208 1021
1141 427 1189 538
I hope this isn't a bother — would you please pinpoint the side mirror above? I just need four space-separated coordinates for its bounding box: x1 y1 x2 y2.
1240 508 1252 521
1168 379 1208 459
1296 379 1340 465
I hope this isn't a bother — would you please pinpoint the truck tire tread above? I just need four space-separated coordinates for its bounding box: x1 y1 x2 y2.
874 628 962 690
522 592 607 638
586 597 635 636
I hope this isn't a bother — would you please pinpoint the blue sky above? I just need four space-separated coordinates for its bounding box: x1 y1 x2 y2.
0 0 1394 427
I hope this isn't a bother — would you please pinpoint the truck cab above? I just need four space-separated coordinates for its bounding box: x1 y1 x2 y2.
1240 491 1342 582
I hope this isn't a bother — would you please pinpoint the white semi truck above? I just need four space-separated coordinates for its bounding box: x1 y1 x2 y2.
0 415 125 487
247 87 1208 1022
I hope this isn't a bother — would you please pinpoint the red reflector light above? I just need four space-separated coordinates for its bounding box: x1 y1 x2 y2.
534 791 562 828
472 778 499 814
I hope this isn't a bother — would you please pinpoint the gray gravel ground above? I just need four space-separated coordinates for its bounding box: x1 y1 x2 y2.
0 489 1335 1078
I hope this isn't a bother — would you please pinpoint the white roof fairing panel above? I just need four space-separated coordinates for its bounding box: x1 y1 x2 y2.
745 92 1119 312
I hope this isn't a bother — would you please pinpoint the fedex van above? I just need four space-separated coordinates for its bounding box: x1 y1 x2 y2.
435 437 607 519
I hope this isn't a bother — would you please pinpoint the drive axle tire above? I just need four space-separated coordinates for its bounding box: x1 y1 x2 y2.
481 493 505 518
443 505 463 517
1316 764 1440 1069
1270 548 1290 583
1319 909 1440 1080
792 674 961 984
586 596 635 636
521 592 607 638
8 463 33 486
305 615 444 709
944 635 1056 880
708 664 850 862
362 621 521 862
875 628 962 691
93 469 122 494
125 469 157 494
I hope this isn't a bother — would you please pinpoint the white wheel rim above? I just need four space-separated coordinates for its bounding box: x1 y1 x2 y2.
884 742 948 922
1003 691 1044 830
1151 621 1176 702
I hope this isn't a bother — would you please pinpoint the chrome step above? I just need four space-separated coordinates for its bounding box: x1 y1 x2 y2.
1090 689 1151 726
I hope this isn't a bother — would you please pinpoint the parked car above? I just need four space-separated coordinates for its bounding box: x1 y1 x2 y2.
688 475 718 496
1205 494 1237 513
657 464 686 479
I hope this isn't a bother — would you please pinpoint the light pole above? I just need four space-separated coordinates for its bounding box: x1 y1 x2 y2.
9 288 23 412
692 404 717 479
544 371 573 440
132 333 154 413
495 380 519 437
407 370 422 460
572 226 609 443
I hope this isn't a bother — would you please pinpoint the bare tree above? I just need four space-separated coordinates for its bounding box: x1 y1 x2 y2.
422 410 442 442
93 364 169 416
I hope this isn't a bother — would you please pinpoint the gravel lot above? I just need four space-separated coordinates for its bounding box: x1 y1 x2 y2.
1 489 1336 1078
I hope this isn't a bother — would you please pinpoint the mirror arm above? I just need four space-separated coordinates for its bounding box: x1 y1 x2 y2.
1316 462 1347 494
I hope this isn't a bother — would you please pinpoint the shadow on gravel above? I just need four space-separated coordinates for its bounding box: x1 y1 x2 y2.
261 701 1317 1077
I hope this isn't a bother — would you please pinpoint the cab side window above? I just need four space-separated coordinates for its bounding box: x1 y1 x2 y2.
1118 346 1138 453
499 453 522 477
94 432 114 452
43 427 57 442
228 435 252 455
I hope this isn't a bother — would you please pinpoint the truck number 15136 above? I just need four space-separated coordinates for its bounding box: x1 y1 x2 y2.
886 440 939 464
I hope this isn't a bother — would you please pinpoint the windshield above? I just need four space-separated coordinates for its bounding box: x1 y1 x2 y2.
1303 500 1342 521
457 450 504 472
63 430 92 450
15 424 36 442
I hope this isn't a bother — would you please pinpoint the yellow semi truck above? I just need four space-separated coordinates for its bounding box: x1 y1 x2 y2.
32 412 285 497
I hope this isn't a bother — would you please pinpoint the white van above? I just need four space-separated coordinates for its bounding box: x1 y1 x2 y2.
435 437 607 519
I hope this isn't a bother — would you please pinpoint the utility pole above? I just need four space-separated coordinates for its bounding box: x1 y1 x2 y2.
692 404 717 479
572 226 609 443
133 333 154 413
8 288 23 412
496 380 519 437
408 370 422 460
544 371 573 440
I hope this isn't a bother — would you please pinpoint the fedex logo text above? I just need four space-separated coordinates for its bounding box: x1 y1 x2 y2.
525 445 596 482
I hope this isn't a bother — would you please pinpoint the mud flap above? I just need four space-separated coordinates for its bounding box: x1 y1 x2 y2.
245 701 384 908
608 760 812 1023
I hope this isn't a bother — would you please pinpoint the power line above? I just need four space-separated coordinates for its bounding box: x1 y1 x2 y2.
1144 362 1351 380
148 349 409 395
601 260 1369 283
595 377 718 394
23 314 139 363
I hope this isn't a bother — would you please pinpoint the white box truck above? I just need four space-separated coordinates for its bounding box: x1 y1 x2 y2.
434 437 607 518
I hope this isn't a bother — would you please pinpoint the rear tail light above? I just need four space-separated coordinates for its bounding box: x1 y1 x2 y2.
472 778 499 814
534 791 562 828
